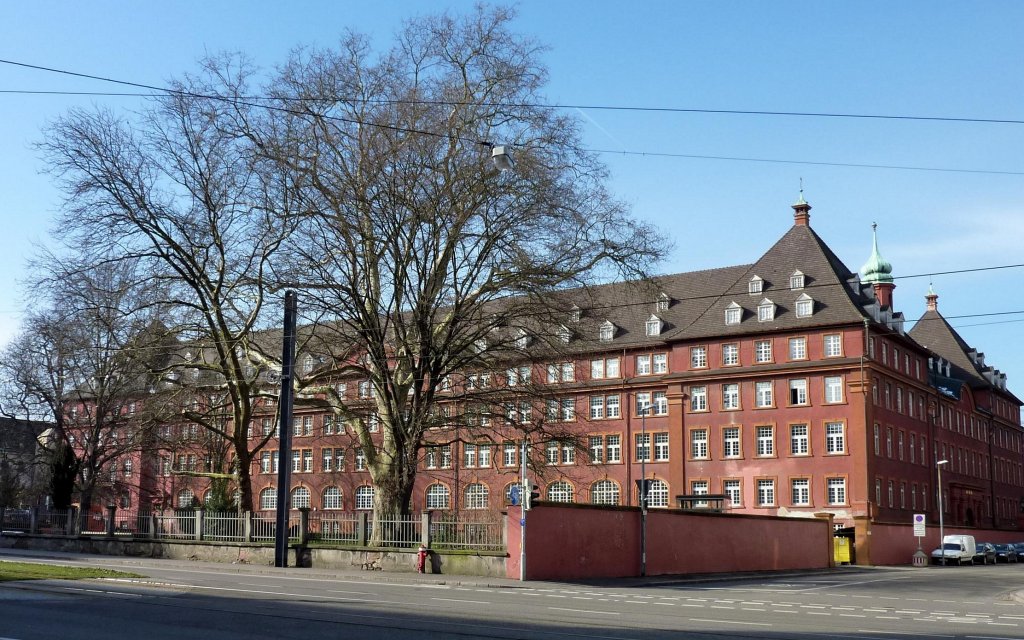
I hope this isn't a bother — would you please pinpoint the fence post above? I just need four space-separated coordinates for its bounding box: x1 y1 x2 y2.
357 512 368 547
421 511 431 547
244 511 253 543
105 505 117 538
29 507 39 534
501 512 508 548
66 507 78 536
149 512 158 539
298 508 310 545
195 509 204 541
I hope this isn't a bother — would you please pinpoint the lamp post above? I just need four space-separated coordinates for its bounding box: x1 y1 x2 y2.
936 459 949 565
639 402 650 578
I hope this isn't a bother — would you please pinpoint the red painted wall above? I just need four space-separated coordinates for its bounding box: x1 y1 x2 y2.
511 502 831 581
865 521 1024 566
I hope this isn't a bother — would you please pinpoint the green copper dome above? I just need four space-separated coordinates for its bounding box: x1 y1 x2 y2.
860 223 894 284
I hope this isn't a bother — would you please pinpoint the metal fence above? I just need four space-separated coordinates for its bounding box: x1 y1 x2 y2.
1 506 505 552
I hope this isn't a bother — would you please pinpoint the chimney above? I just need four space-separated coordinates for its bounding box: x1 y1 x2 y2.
925 284 938 311
792 195 811 227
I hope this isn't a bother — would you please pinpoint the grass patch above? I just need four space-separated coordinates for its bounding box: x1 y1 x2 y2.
0 561 144 582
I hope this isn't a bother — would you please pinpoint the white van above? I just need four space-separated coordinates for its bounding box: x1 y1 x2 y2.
931 534 976 565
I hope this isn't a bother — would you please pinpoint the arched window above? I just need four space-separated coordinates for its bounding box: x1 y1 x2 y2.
291 486 311 509
590 480 620 505
547 481 574 503
647 479 669 508
464 483 489 510
355 486 374 510
322 486 343 510
259 488 276 510
426 483 450 510
176 489 194 509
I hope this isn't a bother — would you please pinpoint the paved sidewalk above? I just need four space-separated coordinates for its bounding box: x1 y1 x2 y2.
0 545 880 591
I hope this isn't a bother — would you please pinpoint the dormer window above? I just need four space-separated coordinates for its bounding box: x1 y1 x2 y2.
645 314 663 337
475 337 488 352
569 305 581 323
790 270 805 290
515 329 531 349
302 355 315 373
558 325 571 344
656 293 670 312
795 293 814 318
725 302 742 325
599 320 615 343
748 275 763 295
757 298 776 322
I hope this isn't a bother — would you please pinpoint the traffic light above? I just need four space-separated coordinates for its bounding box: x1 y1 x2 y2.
524 483 541 510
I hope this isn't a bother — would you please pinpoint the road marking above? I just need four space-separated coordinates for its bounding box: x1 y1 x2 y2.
655 602 675 607
689 618 769 627
984 623 1019 627
326 590 372 595
548 607 619 616
431 598 488 605
838 614 865 618
806 612 831 616
571 597 593 600
859 631 953 637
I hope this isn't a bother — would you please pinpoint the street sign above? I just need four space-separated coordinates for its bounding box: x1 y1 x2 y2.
913 513 926 537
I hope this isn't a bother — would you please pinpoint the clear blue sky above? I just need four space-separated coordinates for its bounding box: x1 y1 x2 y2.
2 2 1023 403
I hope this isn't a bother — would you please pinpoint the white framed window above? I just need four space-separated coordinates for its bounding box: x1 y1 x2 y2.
790 424 809 455
789 379 808 405
690 346 707 368
589 435 604 463
591 480 620 505
355 447 367 471
606 434 621 462
756 426 774 456
690 386 707 411
547 481 574 503
291 486 311 509
599 321 615 342
795 293 813 318
691 429 708 459
569 305 581 323
645 315 663 337
722 383 740 410
322 487 343 510
722 343 739 366
561 397 575 421
755 381 773 407
653 353 667 374
589 395 605 419
463 444 477 468
654 433 669 461
791 478 810 506
824 334 843 357
503 442 516 467
757 479 776 506
426 483 450 510
606 394 621 418
647 479 669 508
558 325 571 344
636 354 652 376
177 489 195 509
757 298 776 322
725 302 742 325
723 427 740 458
465 483 489 510
691 480 710 507
755 340 773 363
724 479 742 506
825 376 844 403
358 380 372 398
259 488 275 511
657 293 670 311
789 337 807 360
355 486 374 510
635 433 651 462
827 478 847 505
561 362 574 382
826 421 846 454
748 275 763 295
790 270 805 290
653 391 668 415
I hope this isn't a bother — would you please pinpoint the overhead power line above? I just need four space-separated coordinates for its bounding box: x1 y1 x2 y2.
2 59 1024 176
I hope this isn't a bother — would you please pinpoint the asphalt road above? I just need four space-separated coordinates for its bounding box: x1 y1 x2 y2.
3 551 1024 639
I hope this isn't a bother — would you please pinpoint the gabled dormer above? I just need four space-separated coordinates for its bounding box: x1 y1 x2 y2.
557 324 572 344
599 320 616 343
645 314 663 337
656 292 671 312
757 298 776 322
790 270 805 290
795 292 814 318
748 275 764 295
569 305 581 323
725 301 742 325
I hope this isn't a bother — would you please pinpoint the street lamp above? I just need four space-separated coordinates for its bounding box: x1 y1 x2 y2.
639 402 650 578
936 459 949 565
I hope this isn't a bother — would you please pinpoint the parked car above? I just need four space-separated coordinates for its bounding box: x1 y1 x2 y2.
1013 542 1024 557
993 544 1019 563
931 534 976 565
973 542 997 565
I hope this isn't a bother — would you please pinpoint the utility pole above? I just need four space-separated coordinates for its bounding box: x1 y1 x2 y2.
274 291 297 568
520 438 528 581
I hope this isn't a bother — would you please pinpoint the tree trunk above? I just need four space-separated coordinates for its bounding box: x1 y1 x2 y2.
369 461 415 546
234 445 254 512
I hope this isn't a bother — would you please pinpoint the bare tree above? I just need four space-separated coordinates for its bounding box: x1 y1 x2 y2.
0 259 158 515
39 60 300 511
258 6 666 527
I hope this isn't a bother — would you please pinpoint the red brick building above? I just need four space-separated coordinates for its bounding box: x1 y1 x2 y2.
106 197 1024 536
